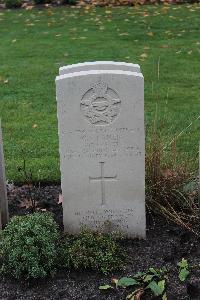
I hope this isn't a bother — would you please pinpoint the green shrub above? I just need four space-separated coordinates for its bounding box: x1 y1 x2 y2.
33 0 51 5
62 228 124 274
62 0 78 5
4 0 22 8
0 212 60 279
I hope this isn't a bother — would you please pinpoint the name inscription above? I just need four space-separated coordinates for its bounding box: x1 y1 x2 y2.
62 127 142 160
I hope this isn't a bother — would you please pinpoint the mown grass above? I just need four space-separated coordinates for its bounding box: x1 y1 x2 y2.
0 4 199 183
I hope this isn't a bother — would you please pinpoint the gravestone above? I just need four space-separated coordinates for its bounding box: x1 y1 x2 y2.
56 65 145 238
59 61 140 75
0 120 9 229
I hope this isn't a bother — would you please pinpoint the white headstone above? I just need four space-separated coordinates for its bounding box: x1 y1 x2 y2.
59 61 141 75
0 120 9 229
56 67 145 238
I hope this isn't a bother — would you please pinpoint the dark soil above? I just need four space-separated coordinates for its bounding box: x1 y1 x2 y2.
0 184 199 300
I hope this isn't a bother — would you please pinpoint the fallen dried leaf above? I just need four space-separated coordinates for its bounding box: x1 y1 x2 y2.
147 32 154 37
119 32 129 36
111 278 118 285
58 194 63 204
19 198 38 209
140 53 148 59
161 168 173 178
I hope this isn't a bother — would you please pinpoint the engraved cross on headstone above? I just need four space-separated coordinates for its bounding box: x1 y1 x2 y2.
89 162 117 206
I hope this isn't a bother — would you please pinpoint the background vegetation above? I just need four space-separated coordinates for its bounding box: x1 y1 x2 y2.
0 4 199 183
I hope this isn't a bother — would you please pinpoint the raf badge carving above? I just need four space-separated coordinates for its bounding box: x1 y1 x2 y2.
80 82 121 125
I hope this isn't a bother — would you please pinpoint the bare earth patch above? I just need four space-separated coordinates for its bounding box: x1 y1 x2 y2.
0 184 199 300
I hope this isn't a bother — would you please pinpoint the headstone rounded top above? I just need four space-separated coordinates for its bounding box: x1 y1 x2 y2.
59 61 141 75
56 69 143 82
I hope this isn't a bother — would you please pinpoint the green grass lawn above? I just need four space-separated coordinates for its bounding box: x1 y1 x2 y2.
0 4 199 183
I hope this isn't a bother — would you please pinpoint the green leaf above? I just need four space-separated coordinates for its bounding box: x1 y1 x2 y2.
162 292 168 300
117 277 138 287
178 258 188 269
158 280 166 294
149 267 159 276
147 280 165 296
126 292 135 300
179 268 189 282
99 285 112 290
134 271 145 278
144 274 154 282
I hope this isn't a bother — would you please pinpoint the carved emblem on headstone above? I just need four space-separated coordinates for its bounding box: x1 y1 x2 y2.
80 82 121 125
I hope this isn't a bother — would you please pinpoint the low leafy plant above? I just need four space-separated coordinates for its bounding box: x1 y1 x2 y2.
99 267 168 299
62 0 78 4
4 0 22 8
0 212 60 279
177 258 190 282
33 0 52 5
62 228 124 274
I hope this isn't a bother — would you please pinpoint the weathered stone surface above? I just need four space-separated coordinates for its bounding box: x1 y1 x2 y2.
59 61 140 75
56 68 145 238
0 120 9 229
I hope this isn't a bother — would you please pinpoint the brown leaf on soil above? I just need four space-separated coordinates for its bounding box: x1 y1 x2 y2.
58 194 63 204
36 208 47 212
135 288 145 300
19 198 38 209
127 288 144 300
161 168 173 178
111 278 118 285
